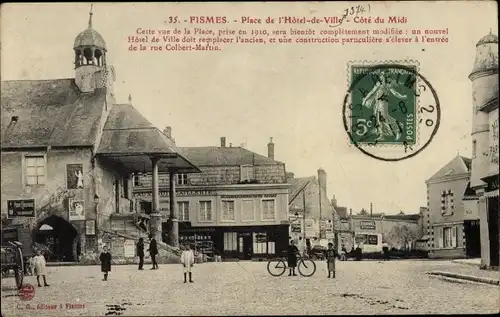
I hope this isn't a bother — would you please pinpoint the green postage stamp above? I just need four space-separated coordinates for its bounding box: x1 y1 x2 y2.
342 60 441 161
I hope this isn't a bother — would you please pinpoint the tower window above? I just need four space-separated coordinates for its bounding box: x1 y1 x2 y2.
95 49 103 66
472 140 477 158
83 48 92 65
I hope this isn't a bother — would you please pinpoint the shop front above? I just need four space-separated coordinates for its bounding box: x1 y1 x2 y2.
176 222 289 260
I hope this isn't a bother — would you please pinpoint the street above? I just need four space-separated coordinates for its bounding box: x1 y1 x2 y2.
1 260 498 316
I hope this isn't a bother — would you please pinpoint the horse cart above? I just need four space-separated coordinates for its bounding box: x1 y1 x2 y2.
1 225 33 289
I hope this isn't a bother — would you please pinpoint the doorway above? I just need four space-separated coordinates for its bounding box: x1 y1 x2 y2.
34 215 78 262
487 197 499 267
464 220 481 258
238 233 253 260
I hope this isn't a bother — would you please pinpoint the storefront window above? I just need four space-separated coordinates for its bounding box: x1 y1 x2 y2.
253 233 267 254
224 232 238 251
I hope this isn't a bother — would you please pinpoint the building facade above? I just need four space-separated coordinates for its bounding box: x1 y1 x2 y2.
1 12 197 262
469 31 499 270
133 137 290 260
287 169 340 246
425 155 481 259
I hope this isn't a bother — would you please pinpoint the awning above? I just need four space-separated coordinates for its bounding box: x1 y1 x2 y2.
481 174 499 193
485 189 499 198
39 224 53 231
96 153 201 174
417 235 431 241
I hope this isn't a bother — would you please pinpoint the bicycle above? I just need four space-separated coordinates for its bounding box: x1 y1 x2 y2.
267 253 316 277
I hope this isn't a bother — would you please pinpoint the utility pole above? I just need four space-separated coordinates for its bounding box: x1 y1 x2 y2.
370 202 373 217
302 189 306 241
318 182 322 239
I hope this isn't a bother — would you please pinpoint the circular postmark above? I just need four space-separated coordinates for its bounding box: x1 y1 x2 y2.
342 62 440 161
18 283 35 301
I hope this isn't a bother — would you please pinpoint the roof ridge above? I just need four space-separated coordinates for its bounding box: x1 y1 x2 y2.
1 78 74 83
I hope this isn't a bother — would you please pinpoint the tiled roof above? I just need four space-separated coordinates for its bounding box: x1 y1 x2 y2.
336 206 348 219
463 182 478 200
427 155 471 181
288 176 315 204
384 214 421 221
1 79 105 148
97 104 177 154
176 146 284 167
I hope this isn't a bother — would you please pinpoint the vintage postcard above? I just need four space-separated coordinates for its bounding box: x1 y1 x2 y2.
1 1 499 316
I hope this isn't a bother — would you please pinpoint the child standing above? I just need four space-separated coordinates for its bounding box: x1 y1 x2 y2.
180 244 194 283
99 246 112 281
33 249 50 287
326 243 337 279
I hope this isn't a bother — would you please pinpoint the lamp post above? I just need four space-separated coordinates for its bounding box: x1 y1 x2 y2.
94 194 100 252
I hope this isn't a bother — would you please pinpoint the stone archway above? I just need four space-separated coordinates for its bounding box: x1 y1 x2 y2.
33 215 79 262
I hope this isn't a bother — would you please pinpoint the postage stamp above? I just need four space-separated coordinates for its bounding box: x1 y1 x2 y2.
342 60 441 161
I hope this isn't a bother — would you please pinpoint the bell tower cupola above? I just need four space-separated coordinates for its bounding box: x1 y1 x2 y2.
74 5 109 92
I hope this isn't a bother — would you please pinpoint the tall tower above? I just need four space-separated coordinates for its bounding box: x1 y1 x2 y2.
469 31 499 188
74 5 114 93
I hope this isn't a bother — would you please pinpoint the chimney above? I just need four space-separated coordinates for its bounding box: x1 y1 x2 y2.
128 94 132 105
164 126 172 139
349 208 352 217
317 168 327 195
267 137 275 160
331 195 337 207
370 202 373 217
229 143 232 147
286 172 294 181
220 137 226 147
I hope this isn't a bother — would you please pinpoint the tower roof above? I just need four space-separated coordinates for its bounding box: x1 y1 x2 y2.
477 31 498 46
73 6 106 50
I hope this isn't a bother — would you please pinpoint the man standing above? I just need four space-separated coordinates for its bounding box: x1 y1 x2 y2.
148 234 159 270
136 238 145 270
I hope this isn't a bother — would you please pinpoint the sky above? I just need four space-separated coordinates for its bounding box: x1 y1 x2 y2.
1 2 498 215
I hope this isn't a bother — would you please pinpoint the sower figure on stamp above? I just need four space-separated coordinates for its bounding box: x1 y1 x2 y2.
325 243 337 279
181 244 195 283
362 71 407 141
100 245 112 281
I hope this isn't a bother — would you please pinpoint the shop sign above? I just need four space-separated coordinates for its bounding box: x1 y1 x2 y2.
360 220 376 230
280 220 290 225
326 233 335 239
133 190 216 199
291 223 301 233
220 194 277 199
85 220 96 235
7 199 35 217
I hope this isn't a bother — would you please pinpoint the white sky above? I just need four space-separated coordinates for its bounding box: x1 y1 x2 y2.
1 2 498 215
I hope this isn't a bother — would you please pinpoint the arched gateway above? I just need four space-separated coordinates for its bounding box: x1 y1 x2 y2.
33 215 80 262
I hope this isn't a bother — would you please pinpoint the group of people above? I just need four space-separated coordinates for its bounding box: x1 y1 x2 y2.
98 234 195 283
286 238 337 279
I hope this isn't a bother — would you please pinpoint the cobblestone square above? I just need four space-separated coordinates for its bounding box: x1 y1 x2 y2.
1 260 498 316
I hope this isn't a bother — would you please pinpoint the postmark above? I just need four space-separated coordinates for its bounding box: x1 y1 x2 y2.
342 60 440 161
18 283 35 301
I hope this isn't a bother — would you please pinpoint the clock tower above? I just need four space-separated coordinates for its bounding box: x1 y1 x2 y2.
74 5 114 93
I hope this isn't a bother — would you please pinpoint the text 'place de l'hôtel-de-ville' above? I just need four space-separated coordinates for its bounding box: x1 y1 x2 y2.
1 11 498 268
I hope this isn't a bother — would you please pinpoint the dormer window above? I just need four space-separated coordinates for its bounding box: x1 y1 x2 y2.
177 173 188 186
240 165 254 182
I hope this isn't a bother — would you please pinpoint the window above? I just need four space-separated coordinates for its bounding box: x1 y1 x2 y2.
443 227 453 248
240 165 254 181
177 173 188 185
441 190 454 215
262 199 275 220
221 201 235 221
253 233 267 254
199 201 212 221
133 174 142 186
224 232 238 251
177 202 189 221
472 140 477 158
25 156 45 185
241 200 255 221
367 235 378 245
